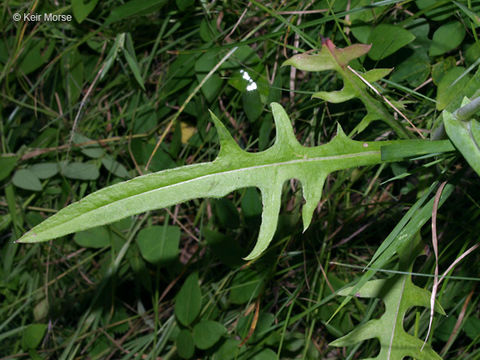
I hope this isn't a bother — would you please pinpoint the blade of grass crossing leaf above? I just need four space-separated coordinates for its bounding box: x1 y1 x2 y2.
329 183 454 324
380 140 455 161
369 184 453 272
453 1 480 27
100 33 125 81
123 33 146 90
365 181 437 269
249 0 317 50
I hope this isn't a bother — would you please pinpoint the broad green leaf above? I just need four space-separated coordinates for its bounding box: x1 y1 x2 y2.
135 225 180 265
243 89 263 123
12 169 42 191
390 49 430 87
284 40 410 137
101 156 130 179
19 103 426 258
193 320 226 350
436 67 480 111
466 43 480 65
199 19 220 42
21 324 47 350
212 339 241 360
368 24 415 61
18 39 55 75
105 0 168 24
29 163 58 179
176 330 195 359
351 24 372 44
444 98 480 176
0 155 17 181
60 162 99 180
72 0 99 23
251 349 277 360
175 273 201 326
74 226 111 248
431 57 456 85
429 22 466 56
464 317 480 340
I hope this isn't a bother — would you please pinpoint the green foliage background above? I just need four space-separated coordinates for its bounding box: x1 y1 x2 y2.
1 0 480 359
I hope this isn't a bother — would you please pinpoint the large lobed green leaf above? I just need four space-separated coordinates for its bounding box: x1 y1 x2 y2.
18 103 448 259
331 241 445 360
332 276 444 360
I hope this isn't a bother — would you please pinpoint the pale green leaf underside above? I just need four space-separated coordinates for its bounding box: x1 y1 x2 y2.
444 98 480 176
18 103 440 259
332 277 444 360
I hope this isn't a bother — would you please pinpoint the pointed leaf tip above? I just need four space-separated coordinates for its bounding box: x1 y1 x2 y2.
301 176 325 232
270 103 302 150
243 185 282 260
209 110 242 156
336 123 347 138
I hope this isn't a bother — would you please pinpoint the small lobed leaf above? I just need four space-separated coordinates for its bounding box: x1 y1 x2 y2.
101 156 130 179
73 133 105 159
368 24 415 60
175 273 202 326
429 22 466 57
176 329 195 359
193 320 226 350
251 348 277 360
212 338 241 360
74 226 111 248
60 162 99 180
12 169 42 191
135 225 180 265
21 324 47 350
29 163 59 179
0 155 18 181
72 0 99 23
